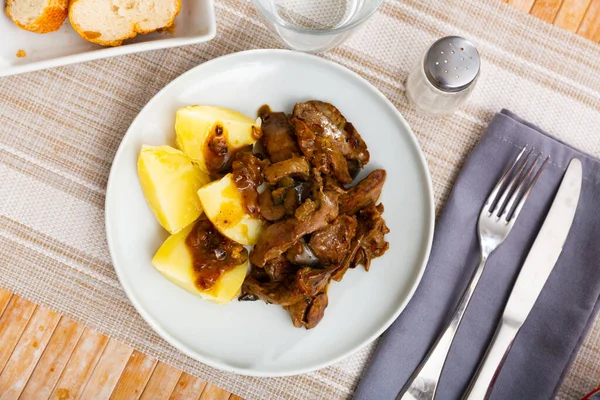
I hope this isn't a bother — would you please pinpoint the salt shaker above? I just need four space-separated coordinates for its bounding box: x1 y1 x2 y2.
405 36 480 116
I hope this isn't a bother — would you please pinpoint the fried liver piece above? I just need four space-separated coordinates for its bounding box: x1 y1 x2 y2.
250 191 339 267
294 118 353 184
259 110 299 163
264 156 310 185
292 101 370 168
332 203 390 281
309 215 357 265
339 169 386 215
284 293 329 329
258 188 286 221
241 266 335 306
237 102 390 330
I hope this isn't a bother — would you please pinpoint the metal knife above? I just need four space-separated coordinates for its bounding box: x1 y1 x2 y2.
462 157 583 400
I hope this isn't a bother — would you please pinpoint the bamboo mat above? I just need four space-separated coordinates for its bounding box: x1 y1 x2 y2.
1 0 600 399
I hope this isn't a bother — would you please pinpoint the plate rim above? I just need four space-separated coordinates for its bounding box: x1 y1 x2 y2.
105 48 435 377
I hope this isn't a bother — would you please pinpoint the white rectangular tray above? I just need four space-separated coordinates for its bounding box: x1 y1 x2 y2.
0 0 216 77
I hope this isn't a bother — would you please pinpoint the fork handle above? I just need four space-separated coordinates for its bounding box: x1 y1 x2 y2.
397 255 488 400
461 319 520 400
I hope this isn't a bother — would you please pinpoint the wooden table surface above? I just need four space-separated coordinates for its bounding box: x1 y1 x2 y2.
0 2 599 400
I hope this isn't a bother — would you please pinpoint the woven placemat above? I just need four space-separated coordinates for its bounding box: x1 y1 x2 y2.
1 0 599 398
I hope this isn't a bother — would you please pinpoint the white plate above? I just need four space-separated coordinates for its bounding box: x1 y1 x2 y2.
105 49 434 376
0 0 216 77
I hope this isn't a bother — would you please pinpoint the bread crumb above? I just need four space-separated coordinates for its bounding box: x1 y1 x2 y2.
16 49 27 58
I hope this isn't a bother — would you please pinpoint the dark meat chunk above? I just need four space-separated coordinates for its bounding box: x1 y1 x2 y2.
294 198 318 221
238 267 269 301
264 255 299 282
347 159 361 179
261 186 303 221
354 203 390 271
283 187 299 215
286 240 304 264
293 101 370 167
294 118 352 184
332 203 390 281
264 156 311 185
296 266 334 294
246 102 388 330
304 293 328 329
293 102 353 156
271 187 287 204
259 111 299 163
285 298 310 328
241 266 334 306
248 263 270 282
327 148 353 184
285 292 329 329
232 151 264 217
294 118 323 167
323 176 347 194
258 189 286 221
339 169 386 215
309 215 358 265
285 239 320 266
278 176 295 188
344 122 370 167
250 191 339 267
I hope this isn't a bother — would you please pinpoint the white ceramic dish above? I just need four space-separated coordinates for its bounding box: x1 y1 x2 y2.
105 49 434 376
0 0 216 77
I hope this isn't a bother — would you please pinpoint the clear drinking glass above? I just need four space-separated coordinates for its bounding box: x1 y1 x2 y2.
252 0 384 53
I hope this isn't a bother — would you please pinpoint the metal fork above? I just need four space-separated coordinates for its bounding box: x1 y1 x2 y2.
398 147 549 400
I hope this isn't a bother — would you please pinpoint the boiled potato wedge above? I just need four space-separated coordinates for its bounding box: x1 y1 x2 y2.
138 145 211 234
197 173 264 246
152 224 248 304
175 105 261 173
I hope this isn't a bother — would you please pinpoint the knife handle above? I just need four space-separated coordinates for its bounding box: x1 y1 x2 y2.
462 319 520 400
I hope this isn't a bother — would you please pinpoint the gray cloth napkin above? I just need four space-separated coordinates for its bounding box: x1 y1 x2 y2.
355 110 600 400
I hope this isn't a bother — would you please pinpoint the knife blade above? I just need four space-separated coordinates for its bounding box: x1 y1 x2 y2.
462 157 583 400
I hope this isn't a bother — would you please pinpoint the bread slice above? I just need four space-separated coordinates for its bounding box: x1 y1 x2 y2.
69 0 181 46
5 0 68 33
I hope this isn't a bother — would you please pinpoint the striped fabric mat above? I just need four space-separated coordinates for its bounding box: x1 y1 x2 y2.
0 0 599 398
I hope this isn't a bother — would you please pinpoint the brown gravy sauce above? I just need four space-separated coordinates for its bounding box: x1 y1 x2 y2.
204 114 266 217
203 123 230 176
232 152 263 218
185 218 248 290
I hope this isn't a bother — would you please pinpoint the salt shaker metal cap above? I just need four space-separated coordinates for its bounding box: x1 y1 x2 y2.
406 35 481 115
424 36 480 92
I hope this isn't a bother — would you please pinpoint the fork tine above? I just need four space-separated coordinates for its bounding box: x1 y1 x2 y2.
491 148 533 217
484 147 527 212
507 155 550 222
500 153 542 221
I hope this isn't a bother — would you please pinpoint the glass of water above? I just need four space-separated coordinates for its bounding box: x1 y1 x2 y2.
252 0 384 53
